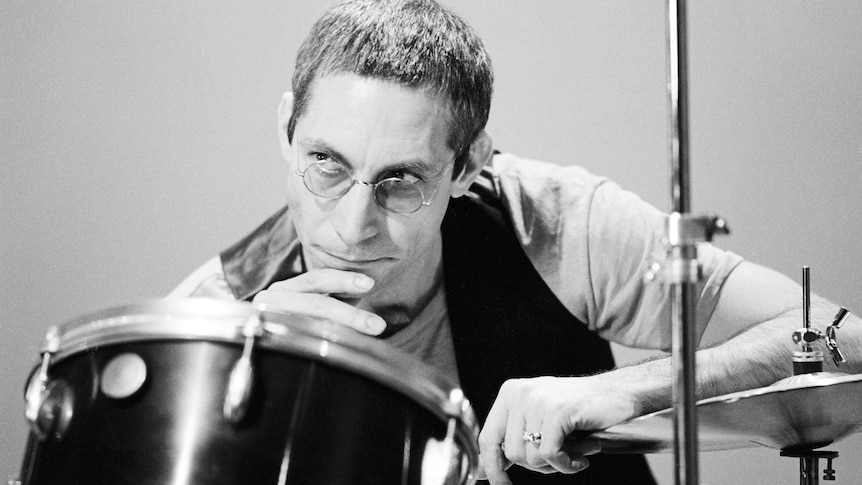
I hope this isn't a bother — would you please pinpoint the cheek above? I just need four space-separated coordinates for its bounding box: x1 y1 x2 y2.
285 176 304 212
285 180 325 240
390 205 447 254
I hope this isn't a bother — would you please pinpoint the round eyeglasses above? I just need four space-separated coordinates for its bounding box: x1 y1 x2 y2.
295 159 454 214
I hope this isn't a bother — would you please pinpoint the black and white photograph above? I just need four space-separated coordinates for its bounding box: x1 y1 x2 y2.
2 1 861 483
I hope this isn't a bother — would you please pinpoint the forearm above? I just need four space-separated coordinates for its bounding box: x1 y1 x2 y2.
608 296 862 417
698 297 862 396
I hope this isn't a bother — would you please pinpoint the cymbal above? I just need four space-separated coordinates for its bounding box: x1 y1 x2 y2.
591 372 862 454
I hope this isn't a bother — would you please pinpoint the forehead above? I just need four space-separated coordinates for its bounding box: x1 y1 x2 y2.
296 74 454 168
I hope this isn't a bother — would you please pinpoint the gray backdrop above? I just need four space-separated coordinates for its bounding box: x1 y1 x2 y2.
2 1 861 483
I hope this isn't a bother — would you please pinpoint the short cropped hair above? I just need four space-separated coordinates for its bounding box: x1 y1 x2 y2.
288 0 494 172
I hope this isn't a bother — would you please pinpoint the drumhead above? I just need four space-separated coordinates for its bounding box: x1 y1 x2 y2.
31 297 479 453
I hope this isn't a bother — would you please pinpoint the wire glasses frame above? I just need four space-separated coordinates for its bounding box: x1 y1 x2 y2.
295 159 455 214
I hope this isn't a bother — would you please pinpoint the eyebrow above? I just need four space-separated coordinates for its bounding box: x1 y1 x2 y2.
298 137 442 176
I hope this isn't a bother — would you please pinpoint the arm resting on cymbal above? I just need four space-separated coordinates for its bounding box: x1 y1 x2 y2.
621 260 862 414
694 260 862 399
477 261 861 483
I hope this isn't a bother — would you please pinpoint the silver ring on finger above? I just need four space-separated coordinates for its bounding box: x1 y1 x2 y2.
522 431 542 445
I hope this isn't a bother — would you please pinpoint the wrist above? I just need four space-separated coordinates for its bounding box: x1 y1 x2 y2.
594 360 674 417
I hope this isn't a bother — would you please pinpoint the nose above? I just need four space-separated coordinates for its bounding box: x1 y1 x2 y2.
330 182 381 245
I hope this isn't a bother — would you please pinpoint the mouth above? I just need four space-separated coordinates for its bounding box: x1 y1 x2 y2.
310 247 393 269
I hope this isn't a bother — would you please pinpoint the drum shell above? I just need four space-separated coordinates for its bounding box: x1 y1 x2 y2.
19 300 476 485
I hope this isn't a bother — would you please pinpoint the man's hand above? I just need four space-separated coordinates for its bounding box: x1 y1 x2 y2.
477 374 643 484
252 268 387 335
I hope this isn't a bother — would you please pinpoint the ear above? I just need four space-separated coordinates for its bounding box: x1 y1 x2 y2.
277 92 295 161
450 130 494 198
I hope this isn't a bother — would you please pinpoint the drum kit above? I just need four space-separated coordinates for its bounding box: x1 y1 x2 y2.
7 290 859 484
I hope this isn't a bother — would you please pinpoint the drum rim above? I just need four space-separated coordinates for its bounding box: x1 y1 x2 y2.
30 297 480 464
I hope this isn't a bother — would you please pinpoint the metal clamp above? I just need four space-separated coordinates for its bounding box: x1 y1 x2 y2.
665 213 729 247
823 456 837 481
824 308 850 366
790 267 853 373
646 213 729 284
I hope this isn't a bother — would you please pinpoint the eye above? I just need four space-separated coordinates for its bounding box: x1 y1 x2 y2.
309 152 348 177
384 170 423 185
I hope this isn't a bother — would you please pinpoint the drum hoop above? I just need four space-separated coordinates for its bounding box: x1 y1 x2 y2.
31 298 479 457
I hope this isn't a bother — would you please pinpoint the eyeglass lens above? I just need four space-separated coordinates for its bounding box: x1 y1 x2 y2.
303 163 427 213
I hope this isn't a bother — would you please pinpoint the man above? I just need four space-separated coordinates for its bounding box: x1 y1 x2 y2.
169 1 861 483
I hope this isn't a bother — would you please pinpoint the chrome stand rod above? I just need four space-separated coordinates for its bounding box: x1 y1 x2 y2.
799 456 819 485
665 0 699 484
670 267 699 485
667 0 690 214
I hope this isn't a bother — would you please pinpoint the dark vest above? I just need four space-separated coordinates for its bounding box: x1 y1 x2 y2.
221 186 655 484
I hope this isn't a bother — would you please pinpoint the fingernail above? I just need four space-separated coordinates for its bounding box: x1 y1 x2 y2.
366 315 386 334
354 275 374 290
571 458 589 472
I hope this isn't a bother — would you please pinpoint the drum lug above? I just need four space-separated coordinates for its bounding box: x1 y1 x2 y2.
422 417 465 485
36 380 75 441
441 388 478 484
25 327 61 440
223 314 263 424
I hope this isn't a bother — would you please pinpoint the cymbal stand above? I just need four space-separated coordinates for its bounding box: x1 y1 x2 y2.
781 267 852 485
781 449 838 485
657 1 729 484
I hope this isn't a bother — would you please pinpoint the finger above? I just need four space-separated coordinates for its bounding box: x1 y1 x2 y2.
474 446 514 481
523 415 545 469
539 425 594 474
478 395 513 485
270 268 376 297
477 450 513 485
503 411 527 466
541 446 591 474
253 289 386 335
564 436 601 457
521 464 560 475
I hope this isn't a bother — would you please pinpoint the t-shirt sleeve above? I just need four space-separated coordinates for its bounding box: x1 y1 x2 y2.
493 154 742 350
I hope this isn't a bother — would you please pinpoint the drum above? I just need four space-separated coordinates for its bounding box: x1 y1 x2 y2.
17 298 479 485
